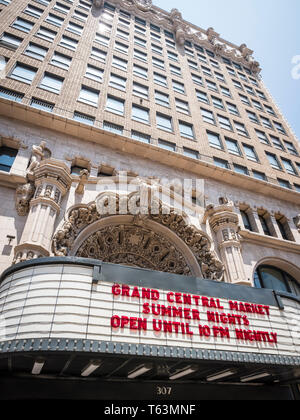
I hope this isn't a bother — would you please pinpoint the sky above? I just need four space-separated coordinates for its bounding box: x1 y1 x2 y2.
153 0 300 141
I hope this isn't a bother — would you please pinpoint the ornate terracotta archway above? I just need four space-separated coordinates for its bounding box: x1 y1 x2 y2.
52 193 224 280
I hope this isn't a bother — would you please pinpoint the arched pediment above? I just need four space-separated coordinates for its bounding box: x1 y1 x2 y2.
52 192 224 280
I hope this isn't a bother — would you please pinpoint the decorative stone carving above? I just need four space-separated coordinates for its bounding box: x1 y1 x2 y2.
170 8 188 47
132 0 152 12
77 225 192 276
92 0 104 8
205 198 251 286
27 141 46 175
52 193 225 281
15 182 35 216
75 169 90 195
295 215 300 233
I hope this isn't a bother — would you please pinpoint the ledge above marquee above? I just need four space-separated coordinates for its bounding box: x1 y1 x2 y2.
97 0 261 74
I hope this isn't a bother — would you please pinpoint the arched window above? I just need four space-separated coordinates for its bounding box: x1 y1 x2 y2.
254 265 300 296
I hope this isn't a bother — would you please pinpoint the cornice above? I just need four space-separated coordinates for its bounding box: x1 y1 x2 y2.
103 0 261 74
0 99 299 206
239 230 300 254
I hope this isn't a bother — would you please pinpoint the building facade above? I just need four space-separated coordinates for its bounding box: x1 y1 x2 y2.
0 0 299 400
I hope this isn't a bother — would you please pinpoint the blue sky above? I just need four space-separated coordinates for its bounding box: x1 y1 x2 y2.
154 0 300 141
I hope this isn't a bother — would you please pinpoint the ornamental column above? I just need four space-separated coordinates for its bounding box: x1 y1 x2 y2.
14 159 72 263
205 198 251 287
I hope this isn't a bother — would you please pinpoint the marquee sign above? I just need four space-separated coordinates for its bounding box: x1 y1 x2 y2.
110 284 279 348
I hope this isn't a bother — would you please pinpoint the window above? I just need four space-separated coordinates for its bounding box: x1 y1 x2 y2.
196 90 209 104
95 33 110 46
51 51 71 69
214 157 229 169
191 74 203 86
226 102 239 116
53 2 70 14
259 214 271 236
176 99 190 115
233 164 249 176
240 210 253 231
253 170 266 181
172 80 184 94
270 135 284 150
39 72 64 94
156 113 172 132
207 131 223 149
252 99 263 111
243 144 258 162
211 96 224 110
0 87 24 102
260 116 273 129
154 73 167 87
255 266 300 296
134 49 147 62
158 139 176 152
67 21 83 35
58 35 77 50
0 32 23 50
284 141 298 156
73 9 88 22
278 178 292 189
132 82 148 99
273 121 286 135
218 115 232 131
255 129 269 145
266 152 282 170
188 59 198 70
225 138 241 156
264 104 276 116
109 73 126 91
183 147 199 159
112 56 127 71
232 79 243 90
71 165 88 176
103 121 123 134
132 105 149 124
114 41 128 54
131 130 150 144
215 72 225 82
167 50 178 61
170 64 181 76
234 121 248 136
206 80 218 92
133 64 147 79
30 97 54 112
154 72 168 87
24 42 48 60
155 91 169 107
220 86 231 97
201 108 215 125
106 96 124 116
256 90 267 100
247 110 259 124
281 158 297 175
91 47 106 62
0 146 17 172
78 86 99 106
134 36 146 48
276 218 290 241
239 93 250 105
201 66 212 77
294 184 300 193
245 85 255 95
85 65 103 83
45 13 64 27
178 121 195 142
10 63 37 84
24 4 43 18
116 28 129 41
12 17 34 33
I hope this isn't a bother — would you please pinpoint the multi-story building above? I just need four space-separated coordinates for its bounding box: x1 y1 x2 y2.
0 0 299 400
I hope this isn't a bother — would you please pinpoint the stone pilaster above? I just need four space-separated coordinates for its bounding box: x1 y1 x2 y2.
13 159 72 264
206 199 251 287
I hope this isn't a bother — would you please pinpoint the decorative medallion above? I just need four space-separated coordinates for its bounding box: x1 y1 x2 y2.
132 0 152 12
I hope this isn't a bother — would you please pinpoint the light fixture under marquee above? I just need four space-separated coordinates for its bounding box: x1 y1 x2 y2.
169 366 198 381
81 360 102 377
206 369 237 382
127 364 153 379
